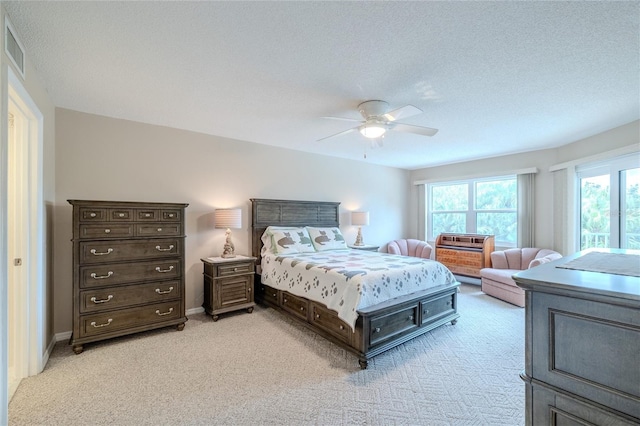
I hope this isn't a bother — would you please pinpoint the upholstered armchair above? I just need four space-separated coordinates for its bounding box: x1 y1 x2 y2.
480 248 562 307
387 239 433 259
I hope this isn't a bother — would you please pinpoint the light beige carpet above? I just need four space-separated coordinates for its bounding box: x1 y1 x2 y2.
9 284 525 425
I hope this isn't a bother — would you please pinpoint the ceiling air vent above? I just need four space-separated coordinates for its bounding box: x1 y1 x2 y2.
5 16 25 78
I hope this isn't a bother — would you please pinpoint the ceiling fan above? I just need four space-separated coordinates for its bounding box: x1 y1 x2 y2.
318 100 438 142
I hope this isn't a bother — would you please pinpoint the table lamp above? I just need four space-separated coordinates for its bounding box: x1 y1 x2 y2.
351 211 369 246
215 208 242 258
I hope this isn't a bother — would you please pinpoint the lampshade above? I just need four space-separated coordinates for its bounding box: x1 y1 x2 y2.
351 211 370 226
215 208 242 229
359 124 386 139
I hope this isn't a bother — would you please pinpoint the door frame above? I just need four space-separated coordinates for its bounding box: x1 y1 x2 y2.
4 67 45 402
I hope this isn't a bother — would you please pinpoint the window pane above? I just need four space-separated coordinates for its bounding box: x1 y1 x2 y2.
475 179 517 210
432 213 466 236
477 212 517 243
622 168 640 249
580 174 610 249
432 184 468 211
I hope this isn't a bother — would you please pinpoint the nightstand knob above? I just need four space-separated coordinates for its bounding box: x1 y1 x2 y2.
316 314 320 319
157 228 163 232
104 229 111 234
300 306 305 311
234 267 238 272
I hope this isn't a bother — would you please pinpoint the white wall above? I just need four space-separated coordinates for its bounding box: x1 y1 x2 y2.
54 108 411 334
409 120 640 253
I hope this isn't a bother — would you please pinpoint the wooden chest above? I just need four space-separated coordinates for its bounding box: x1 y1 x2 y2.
435 233 494 278
68 200 188 354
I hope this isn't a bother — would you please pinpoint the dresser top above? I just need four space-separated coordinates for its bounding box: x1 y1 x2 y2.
514 248 640 302
68 199 189 208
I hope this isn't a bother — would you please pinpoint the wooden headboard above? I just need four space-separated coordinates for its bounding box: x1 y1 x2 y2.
250 198 340 259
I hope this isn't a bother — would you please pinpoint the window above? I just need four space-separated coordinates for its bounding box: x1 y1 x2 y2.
428 176 518 246
577 154 640 250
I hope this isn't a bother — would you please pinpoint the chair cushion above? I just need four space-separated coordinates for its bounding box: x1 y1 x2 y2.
479 268 520 287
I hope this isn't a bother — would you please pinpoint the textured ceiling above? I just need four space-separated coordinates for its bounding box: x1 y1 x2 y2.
4 1 639 170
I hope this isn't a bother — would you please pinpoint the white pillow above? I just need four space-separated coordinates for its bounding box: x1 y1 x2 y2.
306 227 348 251
261 226 315 255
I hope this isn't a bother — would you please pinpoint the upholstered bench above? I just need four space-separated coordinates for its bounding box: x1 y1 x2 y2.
480 248 562 307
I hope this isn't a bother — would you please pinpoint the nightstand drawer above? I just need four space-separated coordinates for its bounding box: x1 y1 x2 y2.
80 280 181 313
218 261 255 277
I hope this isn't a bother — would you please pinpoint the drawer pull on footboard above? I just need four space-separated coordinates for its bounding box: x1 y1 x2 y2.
155 266 174 273
90 271 113 280
90 295 113 304
155 308 174 316
155 245 174 252
90 319 113 328
90 248 113 256
155 287 174 295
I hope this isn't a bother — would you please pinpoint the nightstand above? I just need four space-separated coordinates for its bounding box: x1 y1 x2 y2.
201 255 257 321
348 244 380 252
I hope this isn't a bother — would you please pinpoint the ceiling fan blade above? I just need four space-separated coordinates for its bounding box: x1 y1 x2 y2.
383 105 422 122
391 122 439 137
316 127 358 142
321 116 362 123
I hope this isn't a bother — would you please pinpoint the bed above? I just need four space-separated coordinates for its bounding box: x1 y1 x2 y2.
251 198 460 369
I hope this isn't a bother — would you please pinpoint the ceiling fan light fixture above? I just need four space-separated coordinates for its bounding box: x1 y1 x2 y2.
359 124 386 139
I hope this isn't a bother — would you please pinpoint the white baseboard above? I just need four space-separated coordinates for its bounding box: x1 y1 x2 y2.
54 308 205 343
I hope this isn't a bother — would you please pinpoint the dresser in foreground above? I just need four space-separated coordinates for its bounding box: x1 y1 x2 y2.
68 200 189 354
514 249 640 425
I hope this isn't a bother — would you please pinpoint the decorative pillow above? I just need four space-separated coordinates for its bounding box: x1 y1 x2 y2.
528 256 552 269
261 226 300 255
263 227 315 255
306 227 348 251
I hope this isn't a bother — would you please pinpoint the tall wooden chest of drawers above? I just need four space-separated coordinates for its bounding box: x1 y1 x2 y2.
68 200 189 354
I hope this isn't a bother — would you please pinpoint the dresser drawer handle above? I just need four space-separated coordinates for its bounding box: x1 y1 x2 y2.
90 319 112 328
272 293 277 297
168 213 175 218
90 271 113 280
90 212 97 218
145 213 152 217
155 286 174 295
283 298 288 303
118 213 125 217
316 314 320 319
408 315 414 321
155 245 174 252
90 295 113 304
104 229 111 234
155 266 174 273
157 228 163 232
155 308 174 316
339 325 345 330
374 327 381 333
90 248 113 256
233 267 239 272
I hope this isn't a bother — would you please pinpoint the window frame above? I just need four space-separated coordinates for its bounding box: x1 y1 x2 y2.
427 174 518 247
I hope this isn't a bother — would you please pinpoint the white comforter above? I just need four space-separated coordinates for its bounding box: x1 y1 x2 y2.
261 249 457 330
